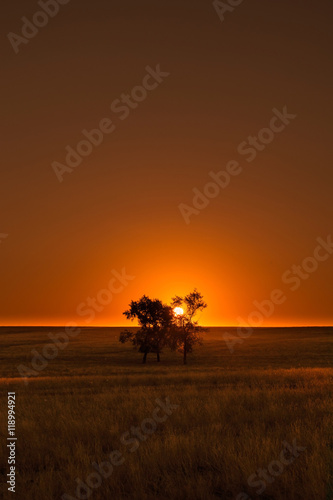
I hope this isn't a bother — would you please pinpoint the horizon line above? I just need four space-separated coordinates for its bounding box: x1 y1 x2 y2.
0 324 332 329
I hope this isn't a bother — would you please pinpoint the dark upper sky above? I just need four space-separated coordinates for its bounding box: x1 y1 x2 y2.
1 0 332 326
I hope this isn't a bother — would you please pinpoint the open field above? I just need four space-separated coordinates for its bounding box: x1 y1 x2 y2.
0 327 332 499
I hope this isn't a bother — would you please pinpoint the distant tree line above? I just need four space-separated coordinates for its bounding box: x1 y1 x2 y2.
119 289 207 364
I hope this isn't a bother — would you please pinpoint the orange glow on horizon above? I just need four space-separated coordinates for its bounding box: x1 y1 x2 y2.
0 316 332 329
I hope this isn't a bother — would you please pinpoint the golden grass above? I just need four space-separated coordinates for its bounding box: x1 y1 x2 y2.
0 327 332 499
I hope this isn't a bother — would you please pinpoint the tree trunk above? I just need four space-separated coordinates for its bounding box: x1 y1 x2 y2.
157 351 160 362
142 351 148 364
183 341 187 365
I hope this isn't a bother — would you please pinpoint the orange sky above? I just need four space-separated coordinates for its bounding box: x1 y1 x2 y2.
1 0 332 327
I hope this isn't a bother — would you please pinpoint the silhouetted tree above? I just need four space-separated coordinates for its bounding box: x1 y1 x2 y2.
171 289 207 364
119 295 175 363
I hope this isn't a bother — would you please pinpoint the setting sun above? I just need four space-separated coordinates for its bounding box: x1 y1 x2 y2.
174 307 184 316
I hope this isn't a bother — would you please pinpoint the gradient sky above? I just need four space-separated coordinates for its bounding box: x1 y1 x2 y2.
1 0 332 326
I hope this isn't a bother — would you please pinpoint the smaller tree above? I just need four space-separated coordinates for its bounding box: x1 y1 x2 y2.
119 295 175 363
171 289 207 364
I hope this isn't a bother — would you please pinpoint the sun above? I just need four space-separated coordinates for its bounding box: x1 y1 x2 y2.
174 307 184 316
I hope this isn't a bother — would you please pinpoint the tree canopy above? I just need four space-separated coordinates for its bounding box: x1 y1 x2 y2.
119 295 175 363
171 289 207 364
119 289 207 364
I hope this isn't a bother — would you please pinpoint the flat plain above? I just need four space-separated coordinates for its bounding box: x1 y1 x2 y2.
0 326 332 500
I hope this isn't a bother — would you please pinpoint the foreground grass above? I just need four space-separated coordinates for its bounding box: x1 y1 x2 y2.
0 327 332 499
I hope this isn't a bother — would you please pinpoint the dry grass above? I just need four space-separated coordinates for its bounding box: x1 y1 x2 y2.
0 327 332 499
